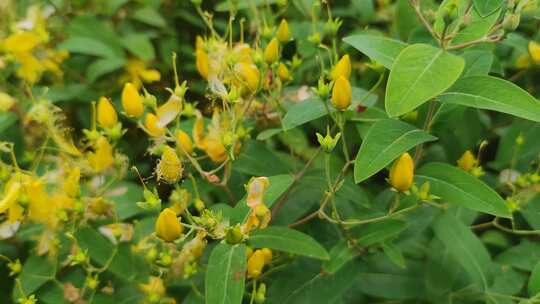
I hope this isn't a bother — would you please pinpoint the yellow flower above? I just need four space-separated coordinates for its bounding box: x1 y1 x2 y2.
260 248 272 264
277 63 291 82
139 276 166 298
247 249 266 278
276 19 292 42
2 32 41 53
63 167 81 197
235 62 260 92
144 113 165 137
156 96 182 128
264 38 279 64
331 54 351 80
0 181 21 214
0 92 15 112
156 146 183 183
331 76 352 111
121 82 144 118
196 49 210 80
87 136 114 173
388 152 414 192
457 150 477 172
122 59 161 89
529 41 540 64
176 129 193 154
195 35 204 50
97 97 118 128
155 208 183 242
246 177 270 208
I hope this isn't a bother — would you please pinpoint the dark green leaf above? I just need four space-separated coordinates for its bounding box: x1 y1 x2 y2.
14 256 56 298
249 227 330 260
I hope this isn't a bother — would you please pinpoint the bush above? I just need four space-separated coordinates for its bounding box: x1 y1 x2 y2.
1 0 540 303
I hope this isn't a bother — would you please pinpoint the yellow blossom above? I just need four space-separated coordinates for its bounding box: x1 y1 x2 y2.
0 181 21 214
388 152 414 192
176 129 193 154
247 250 266 278
260 248 272 264
276 19 292 42
331 54 351 80
277 63 291 81
196 49 210 80
121 82 144 118
331 76 352 111
87 136 114 173
156 146 183 183
457 150 477 172
139 276 166 298
144 113 166 137
234 62 260 93
122 59 161 89
264 38 279 64
155 208 183 242
2 32 41 53
529 41 540 64
63 167 81 198
97 97 118 128
156 96 182 128
246 177 270 208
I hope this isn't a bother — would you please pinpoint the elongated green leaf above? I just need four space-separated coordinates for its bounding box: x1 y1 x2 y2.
121 34 155 60
416 163 511 218
59 37 121 58
438 76 540 122
529 261 540 296
385 44 464 117
249 227 329 260
382 242 406 268
87 57 125 82
473 0 503 17
433 213 493 290
205 243 247 304
352 219 408 246
13 256 56 299
323 241 358 274
343 34 407 69
354 119 437 183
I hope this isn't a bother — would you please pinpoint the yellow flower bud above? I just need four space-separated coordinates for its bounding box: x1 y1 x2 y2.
196 49 209 80
528 41 540 64
264 38 279 64
331 76 352 111
195 35 204 50
155 208 183 242
388 152 414 192
0 182 21 214
204 139 228 163
260 248 272 264
277 63 291 82
331 54 351 80
156 146 183 183
176 129 193 154
457 150 477 172
235 62 260 92
276 19 291 42
87 136 114 173
247 250 266 278
144 113 165 137
97 97 118 128
121 82 144 118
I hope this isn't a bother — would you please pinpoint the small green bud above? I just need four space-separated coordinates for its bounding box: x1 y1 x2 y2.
225 224 244 244
316 128 341 153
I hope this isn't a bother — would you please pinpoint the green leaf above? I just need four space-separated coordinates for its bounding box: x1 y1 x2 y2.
433 213 493 290
0 112 18 134
234 140 291 176
120 34 155 60
14 256 56 298
343 34 407 69
415 162 511 218
132 7 167 28
87 57 126 82
452 7 500 45
462 50 494 77
354 118 437 183
248 226 330 260
529 261 540 297
323 241 358 274
385 44 464 117
473 0 503 17
382 242 406 268
59 37 120 58
438 76 540 122
205 243 246 304
352 219 408 246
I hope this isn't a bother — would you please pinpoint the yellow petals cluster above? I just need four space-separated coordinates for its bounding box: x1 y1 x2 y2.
156 146 183 184
247 248 273 278
192 109 238 163
388 152 414 192
122 59 161 89
87 136 114 173
155 208 183 242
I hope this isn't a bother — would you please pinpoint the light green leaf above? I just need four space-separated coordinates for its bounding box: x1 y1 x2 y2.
354 118 437 183
248 227 330 260
438 76 540 122
132 7 166 28
462 50 494 76
343 34 407 69
385 44 464 117
59 37 120 58
433 213 493 290
452 7 500 45
87 57 126 82
121 34 155 60
352 219 408 246
0 112 18 134
529 261 540 296
13 256 56 299
415 163 511 218
205 243 247 304
473 0 503 17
